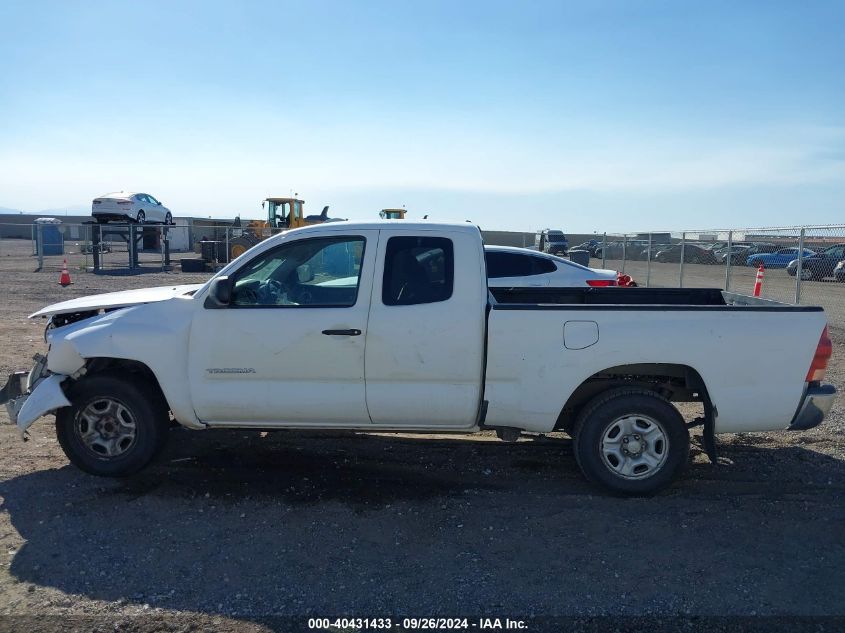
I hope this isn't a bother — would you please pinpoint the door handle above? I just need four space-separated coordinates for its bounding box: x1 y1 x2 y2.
322 329 362 336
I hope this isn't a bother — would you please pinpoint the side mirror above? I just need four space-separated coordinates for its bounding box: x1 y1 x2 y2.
296 264 314 283
204 276 232 309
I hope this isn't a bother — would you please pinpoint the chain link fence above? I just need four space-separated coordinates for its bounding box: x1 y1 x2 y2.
584 225 845 326
3 220 844 325
0 222 290 275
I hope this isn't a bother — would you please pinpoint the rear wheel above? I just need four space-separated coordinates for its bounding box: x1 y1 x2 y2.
573 388 689 495
56 375 169 477
165 211 173 225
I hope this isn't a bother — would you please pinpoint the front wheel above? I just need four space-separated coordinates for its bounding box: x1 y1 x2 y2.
165 211 172 225
56 375 169 476
136 210 146 224
573 388 689 495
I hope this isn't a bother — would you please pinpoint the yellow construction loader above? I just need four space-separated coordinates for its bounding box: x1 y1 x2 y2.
227 197 339 260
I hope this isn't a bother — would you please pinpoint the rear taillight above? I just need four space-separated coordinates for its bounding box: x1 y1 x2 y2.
93 200 102 205
117 200 132 205
806 325 832 382
586 279 617 287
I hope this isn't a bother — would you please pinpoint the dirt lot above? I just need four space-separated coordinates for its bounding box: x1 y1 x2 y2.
0 269 844 631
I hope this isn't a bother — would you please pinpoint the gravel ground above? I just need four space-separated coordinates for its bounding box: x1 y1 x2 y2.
0 269 843 632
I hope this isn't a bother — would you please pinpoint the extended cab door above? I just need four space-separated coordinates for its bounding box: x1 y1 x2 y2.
364 229 488 427
188 230 378 426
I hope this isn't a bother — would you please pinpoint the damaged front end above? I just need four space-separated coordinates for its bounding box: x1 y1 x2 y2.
0 354 71 439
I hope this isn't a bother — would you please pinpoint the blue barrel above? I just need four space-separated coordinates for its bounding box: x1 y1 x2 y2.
34 218 65 256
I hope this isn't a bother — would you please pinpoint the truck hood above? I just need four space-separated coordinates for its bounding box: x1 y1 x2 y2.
29 284 204 318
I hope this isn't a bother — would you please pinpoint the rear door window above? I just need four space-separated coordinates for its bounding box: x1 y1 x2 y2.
383 236 454 305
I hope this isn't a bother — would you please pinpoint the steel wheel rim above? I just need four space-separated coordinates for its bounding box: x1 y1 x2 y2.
600 414 669 480
800 268 813 280
74 397 138 459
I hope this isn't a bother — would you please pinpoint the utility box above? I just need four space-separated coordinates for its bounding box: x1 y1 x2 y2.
569 250 591 266
34 217 64 256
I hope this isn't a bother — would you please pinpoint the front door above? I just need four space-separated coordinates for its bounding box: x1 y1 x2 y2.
188 231 378 426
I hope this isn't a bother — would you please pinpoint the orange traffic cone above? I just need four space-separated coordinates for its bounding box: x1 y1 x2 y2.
753 262 764 297
59 258 72 287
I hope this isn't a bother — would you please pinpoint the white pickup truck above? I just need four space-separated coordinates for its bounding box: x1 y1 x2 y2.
0 221 836 494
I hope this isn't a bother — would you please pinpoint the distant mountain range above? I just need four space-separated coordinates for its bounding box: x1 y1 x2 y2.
0 205 90 216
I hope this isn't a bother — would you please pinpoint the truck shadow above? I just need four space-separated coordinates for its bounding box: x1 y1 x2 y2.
1 429 844 622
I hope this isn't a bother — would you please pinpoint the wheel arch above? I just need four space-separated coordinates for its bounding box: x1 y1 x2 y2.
81 357 169 415
555 362 711 432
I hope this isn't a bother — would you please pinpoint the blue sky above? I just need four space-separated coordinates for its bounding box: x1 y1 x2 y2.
0 0 843 232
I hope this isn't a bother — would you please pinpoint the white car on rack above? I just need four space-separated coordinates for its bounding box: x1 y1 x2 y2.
91 192 173 225
485 245 617 287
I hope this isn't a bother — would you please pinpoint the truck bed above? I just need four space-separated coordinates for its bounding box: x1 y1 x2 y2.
484 286 828 435
490 286 823 311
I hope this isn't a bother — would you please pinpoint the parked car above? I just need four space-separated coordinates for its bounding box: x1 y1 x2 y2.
628 241 658 261
732 243 779 265
2 221 835 495
571 240 601 257
785 244 845 280
484 246 617 288
834 260 845 282
91 192 173 225
593 241 624 259
747 248 815 269
715 244 752 264
654 244 718 264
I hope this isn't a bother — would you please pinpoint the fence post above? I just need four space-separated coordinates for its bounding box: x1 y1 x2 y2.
601 232 607 269
622 235 627 274
225 227 230 265
679 232 686 287
83 224 89 271
795 228 806 304
36 223 44 271
724 230 733 292
646 233 652 288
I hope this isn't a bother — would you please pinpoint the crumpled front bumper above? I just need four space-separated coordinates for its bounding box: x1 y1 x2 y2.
788 384 837 431
0 356 71 438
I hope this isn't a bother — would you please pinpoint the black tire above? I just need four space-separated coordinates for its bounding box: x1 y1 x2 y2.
136 210 146 224
56 374 169 477
165 211 172 225
228 235 257 262
573 388 689 495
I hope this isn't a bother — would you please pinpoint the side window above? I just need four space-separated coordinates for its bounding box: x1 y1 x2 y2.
485 252 554 278
485 252 504 278
231 236 365 307
485 252 546 278
147 194 159 205
532 256 556 274
135 194 148 203
383 236 454 306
